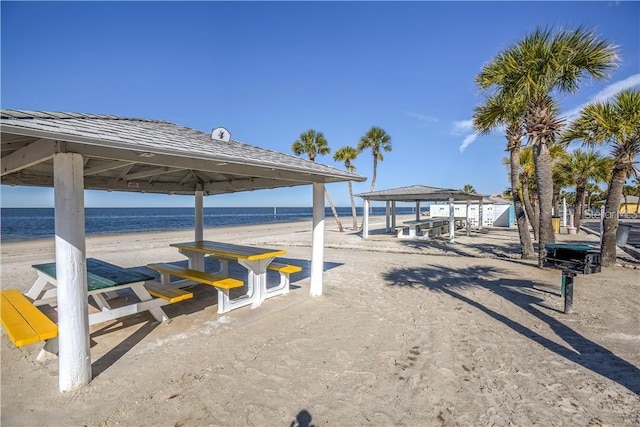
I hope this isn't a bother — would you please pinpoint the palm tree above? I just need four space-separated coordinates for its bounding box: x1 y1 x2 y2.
585 182 602 214
357 126 392 192
474 94 535 259
462 184 477 194
334 146 360 230
556 149 612 232
519 146 540 241
476 26 618 266
292 129 344 232
561 89 640 266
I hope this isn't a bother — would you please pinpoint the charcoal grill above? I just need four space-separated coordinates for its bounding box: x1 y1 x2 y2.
542 243 602 313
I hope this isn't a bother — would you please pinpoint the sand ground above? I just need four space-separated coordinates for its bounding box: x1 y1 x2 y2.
1 217 639 426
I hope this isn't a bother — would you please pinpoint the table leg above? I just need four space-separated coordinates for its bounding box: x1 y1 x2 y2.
179 248 205 271
238 257 274 308
25 273 55 302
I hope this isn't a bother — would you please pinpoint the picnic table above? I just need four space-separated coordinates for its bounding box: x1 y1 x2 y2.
397 219 449 239
26 258 179 325
163 241 293 312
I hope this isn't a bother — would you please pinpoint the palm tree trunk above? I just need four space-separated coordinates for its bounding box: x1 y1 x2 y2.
533 142 556 267
324 188 344 232
347 181 358 230
522 183 538 241
370 156 378 192
574 185 586 233
510 146 535 259
601 167 626 266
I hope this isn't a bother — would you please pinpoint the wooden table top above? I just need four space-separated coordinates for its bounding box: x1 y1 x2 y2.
32 258 154 292
170 241 286 261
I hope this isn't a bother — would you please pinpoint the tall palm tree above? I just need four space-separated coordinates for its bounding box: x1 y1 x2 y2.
519 146 540 241
474 94 535 259
477 26 618 266
561 89 640 266
357 126 392 192
334 146 360 230
292 129 344 232
556 149 612 232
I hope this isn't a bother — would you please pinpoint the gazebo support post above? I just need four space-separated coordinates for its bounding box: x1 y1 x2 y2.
54 152 91 392
479 198 484 231
310 183 325 296
391 201 397 229
415 201 420 221
362 199 370 239
466 199 471 236
191 186 205 270
448 197 455 243
385 201 390 232
195 186 203 241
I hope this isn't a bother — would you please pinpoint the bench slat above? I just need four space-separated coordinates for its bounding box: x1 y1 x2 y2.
147 264 243 290
144 282 194 303
1 289 58 347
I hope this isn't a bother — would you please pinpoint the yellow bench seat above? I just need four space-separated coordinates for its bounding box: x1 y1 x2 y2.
1 289 58 347
268 262 302 274
144 281 194 303
146 263 243 290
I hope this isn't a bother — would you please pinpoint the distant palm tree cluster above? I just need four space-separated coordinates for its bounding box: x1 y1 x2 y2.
291 126 392 231
473 26 639 267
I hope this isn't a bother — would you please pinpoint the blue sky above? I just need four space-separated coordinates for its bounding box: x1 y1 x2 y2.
1 1 639 208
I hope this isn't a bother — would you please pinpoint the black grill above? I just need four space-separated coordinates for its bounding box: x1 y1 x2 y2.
543 243 601 274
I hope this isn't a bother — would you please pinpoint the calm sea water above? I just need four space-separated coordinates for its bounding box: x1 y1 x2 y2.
0 207 415 242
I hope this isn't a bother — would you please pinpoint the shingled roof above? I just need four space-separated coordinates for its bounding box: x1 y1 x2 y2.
1 110 365 195
355 184 485 202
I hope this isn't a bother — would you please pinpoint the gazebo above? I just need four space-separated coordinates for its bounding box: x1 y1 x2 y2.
355 185 486 241
0 110 366 392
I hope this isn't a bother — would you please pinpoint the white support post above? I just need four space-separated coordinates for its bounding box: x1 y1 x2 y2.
363 199 370 239
54 152 91 392
391 201 397 229
195 187 204 241
466 199 471 236
448 197 455 243
310 183 325 297
385 201 390 232
479 199 484 231
562 198 567 228
415 201 420 221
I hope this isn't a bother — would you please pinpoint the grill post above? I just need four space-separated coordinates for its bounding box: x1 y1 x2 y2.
562 271 576 314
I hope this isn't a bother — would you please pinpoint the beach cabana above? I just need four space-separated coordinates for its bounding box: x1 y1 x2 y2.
355 185 485 242
0 110 365 392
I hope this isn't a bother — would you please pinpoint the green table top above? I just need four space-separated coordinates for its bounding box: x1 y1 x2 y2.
544 243 600 253
32 258 154 292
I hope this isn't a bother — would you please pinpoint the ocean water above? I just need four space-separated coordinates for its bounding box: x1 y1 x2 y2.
0 206 416 243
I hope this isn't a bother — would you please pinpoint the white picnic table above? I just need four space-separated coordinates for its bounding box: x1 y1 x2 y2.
169 240 289 311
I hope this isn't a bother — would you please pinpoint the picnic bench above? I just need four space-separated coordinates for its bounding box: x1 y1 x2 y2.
146 263 245 314
1 258 193 360
1 289 58 347
25 258 190 325
208 254 302 298
397 219 449 239
169 241 299 312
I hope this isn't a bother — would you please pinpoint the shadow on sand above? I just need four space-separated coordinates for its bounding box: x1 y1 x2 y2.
382 264 640 394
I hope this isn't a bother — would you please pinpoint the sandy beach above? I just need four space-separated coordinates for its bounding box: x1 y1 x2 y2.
1 217 639 426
